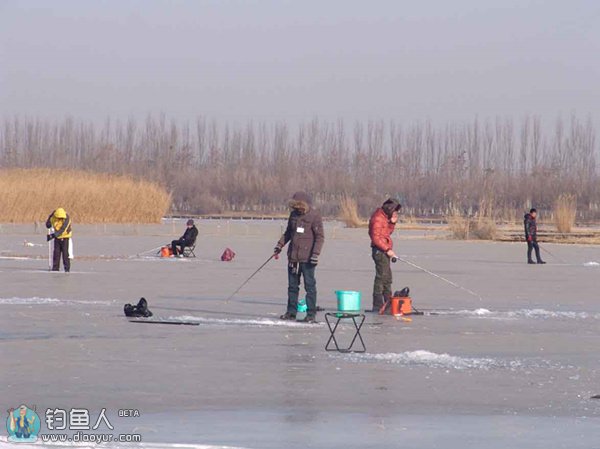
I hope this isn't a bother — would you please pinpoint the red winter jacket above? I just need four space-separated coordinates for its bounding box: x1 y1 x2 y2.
369 208 395 252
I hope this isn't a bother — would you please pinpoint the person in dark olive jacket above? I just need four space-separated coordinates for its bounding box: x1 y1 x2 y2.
524 208 545 264
368 198 401 312
274 192 325 323
171 219 198 257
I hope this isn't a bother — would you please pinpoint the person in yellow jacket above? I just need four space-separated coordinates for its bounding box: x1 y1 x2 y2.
45 208 72 272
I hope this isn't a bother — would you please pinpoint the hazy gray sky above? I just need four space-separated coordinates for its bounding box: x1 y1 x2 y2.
1 0 599 124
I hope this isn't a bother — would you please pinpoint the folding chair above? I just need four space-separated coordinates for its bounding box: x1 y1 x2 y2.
182 244 196 258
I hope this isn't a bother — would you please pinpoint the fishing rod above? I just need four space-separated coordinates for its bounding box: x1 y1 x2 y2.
136 245 165 257
540 245 567 264
392 256 483 300
225 253 278 302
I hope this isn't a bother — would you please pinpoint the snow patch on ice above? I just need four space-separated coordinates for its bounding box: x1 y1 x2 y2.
337 350 571 372
456 308 493 316
171 315 323 328
0 297 111 306
434 308 598 320
0 297 61 305
340 350 521 371
509 309 593 320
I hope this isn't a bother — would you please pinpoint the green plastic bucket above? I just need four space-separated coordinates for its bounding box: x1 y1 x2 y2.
297 298 307 313
335 290 361 312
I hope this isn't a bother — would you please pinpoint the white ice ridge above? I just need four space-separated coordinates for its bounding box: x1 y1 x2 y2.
0 437 246 449
340 350 522 371
170 315 324 328
0 297 112 306
433 308 600 320
584 261 599 267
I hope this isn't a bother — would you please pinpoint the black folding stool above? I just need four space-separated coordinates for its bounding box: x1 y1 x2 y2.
325 312 366 353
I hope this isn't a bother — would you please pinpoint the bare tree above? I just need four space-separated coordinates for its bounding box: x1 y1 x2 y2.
1 114 598 219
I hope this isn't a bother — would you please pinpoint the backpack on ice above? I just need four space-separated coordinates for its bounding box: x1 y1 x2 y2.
124 297 153 317
221 248 236 262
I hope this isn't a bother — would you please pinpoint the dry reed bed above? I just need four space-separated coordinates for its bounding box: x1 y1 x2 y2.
554 194 577 233
446 210 497 240
336 196 599 243
338 195 367 228
0 169 170 223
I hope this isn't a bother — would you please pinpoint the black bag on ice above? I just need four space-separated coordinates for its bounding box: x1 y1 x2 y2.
124 297 153 317
393 287 410 298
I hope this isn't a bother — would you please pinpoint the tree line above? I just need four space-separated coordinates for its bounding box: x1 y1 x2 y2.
1 114 598 220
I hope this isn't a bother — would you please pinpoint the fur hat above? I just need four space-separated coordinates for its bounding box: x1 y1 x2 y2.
381 198 402 218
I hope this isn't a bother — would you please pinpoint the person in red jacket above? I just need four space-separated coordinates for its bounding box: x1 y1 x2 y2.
368 198 401 312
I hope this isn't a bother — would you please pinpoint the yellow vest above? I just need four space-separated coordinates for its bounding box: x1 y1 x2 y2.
50 216 72 239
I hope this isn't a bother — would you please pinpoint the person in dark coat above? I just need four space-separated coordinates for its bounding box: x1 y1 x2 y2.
524 208 545 264
171 219 198 257
274 192 325 323
368 198 401 311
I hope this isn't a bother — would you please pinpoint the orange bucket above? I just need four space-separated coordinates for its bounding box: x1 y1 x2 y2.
160 246 172 258
391 297 412 316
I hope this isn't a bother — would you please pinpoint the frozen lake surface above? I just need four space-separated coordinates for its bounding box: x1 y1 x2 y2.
1 220 599 448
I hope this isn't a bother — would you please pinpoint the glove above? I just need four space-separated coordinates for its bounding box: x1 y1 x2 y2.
46 233 55 242
527 236 532 242
309 255 319 266
273 245 282 255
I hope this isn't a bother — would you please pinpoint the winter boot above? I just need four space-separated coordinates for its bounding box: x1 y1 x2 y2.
369 294 385 313
280 312 296 320
378 293 392 315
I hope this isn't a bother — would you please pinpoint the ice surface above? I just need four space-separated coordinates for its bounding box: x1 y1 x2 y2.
1 222 599 448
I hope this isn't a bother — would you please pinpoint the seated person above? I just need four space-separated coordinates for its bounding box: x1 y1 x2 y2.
171 219 198 256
